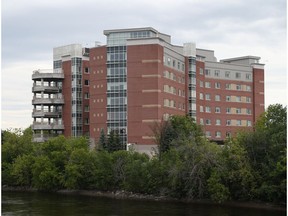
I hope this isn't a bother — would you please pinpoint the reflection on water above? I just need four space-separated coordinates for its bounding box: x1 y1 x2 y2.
2 191 285 216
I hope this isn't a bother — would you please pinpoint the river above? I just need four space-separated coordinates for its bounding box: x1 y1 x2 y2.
2 191 285 216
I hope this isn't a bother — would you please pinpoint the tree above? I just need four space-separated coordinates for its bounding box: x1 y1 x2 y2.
237 104 287 203
97 129 107 151
107 130 123 153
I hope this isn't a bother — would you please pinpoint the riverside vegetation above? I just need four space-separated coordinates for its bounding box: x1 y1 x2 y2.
2 104 286 205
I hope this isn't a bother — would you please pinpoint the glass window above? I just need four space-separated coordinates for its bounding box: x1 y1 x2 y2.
236 85 242 90
200 81 203 87
226 108 231 114
206 119 211 125
199 68 204 75
246 97 251 103
225 71 230 78
215 82 221 89
215 107 221 113
206 131 211 137
236 108 241 114
199 118 204 125
215 131 221 138
200 93 204 100
226 96 231 101
205 69 211 76
216 119 221 125
246 73 252 80
226 84 231 90
236 72 241 79
214 70 220 77
246 85 252 91
84 80 89 86
215 95 220 101
205 106 211 113
226 131 231 138
205 82 211 88
237 120 242 126
236 96 241 102
205 94 211 100
226 120 231 126
200 106 204 112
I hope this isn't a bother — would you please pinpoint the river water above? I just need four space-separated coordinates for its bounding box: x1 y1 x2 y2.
2 191 285 216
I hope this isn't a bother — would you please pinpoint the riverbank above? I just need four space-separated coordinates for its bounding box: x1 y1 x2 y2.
2 186 286 212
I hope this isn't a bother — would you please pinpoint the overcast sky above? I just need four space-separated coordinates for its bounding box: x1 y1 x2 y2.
2 0 287 129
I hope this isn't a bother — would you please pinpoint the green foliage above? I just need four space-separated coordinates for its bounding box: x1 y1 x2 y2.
2 107 286 205
97 129 108 151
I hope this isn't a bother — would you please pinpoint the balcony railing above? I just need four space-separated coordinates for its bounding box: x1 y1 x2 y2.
32 134 59 142
32 84 60 93
32 70 64 80
32 109 61 118
32 121 64 130
32 96 64 105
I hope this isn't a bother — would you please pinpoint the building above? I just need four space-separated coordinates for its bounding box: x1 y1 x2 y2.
32 27 265 153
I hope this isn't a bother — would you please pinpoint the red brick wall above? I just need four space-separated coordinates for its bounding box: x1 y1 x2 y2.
127 44 186 145
253 67 265 122
82 60 90 136
62 61 72 137
89 46 107 142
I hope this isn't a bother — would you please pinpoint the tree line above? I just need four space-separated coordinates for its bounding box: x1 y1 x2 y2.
2 104 286 204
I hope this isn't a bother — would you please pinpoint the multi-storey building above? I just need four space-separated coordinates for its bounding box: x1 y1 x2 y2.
32 27 265 154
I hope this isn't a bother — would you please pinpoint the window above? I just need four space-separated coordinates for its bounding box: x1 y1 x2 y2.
246 86 251 91
246 97 251 103
236 85 241 90
199 68 204 75
84 118 89 125
246 74 252 80
226 96 231 102
236 72 241 79
84 105 89 112
215 131 221 138
236 96 241 102
200 93 204 100
205 82 211 88
200 106 204 112
84 67 89 73
237 120 242 126
205 106 211 113
206 131 211 137
205 94 211 100
205 69 211 76
200 81 203 87
225 71 230 78
236 108 241 114
226 84 231 90
247 120 252 126
214 70 220 77
246 109 252 115
215 95 221 101
199 118 204 125
215 82 221 89
164 99 169 107
216 119 221 125
84 93 90 99
215 107 221 113
226 120 231 126
206 119 211 125
84 80 89 86
226 108 231 114
226 131 231 138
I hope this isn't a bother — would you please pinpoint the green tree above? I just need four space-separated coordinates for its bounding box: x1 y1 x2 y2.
107 130 123 153
97 129 107 151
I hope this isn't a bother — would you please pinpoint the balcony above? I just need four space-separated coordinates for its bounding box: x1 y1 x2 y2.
32 84 60 93
32 109 61 118
32 96 64 105
32 70 64 81
32 122 64 130
32 134 59 142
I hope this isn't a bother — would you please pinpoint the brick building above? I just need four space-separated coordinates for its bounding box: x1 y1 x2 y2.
32 27 265 153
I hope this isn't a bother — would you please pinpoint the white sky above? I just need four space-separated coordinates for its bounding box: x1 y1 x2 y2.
1 0 287 130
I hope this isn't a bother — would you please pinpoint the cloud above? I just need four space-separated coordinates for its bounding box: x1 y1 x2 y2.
1 0 287 129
